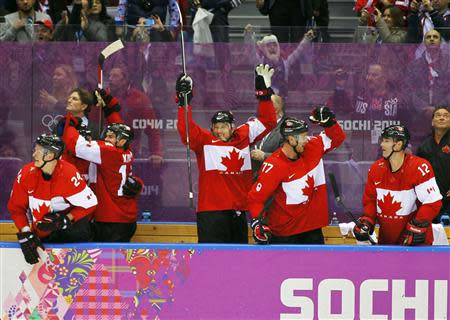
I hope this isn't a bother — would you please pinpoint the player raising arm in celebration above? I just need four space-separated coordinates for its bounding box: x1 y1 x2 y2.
176 64 277 243
248 106 346 244
353 125 442 245
62 94 142 242
8 134 98 264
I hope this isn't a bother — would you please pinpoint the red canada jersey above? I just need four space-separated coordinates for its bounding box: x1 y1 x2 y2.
177 100 276 212
8 160 97 238
248 123 346 236
63 125 138 223
363 154 442 244
61 150 92 181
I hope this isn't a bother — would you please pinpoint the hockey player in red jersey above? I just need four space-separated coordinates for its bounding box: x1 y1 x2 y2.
248 106 346 244
176 64 277 243
8 134 98 264
353 125 442 245
62 100 142 242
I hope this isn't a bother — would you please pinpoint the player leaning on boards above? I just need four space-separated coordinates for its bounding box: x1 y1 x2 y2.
176 64 277 243
248 107 346 244
62 90 142 242
8 134 98 264
354 125 442 245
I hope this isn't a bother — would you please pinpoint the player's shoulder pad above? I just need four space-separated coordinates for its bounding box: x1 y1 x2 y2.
409 154 430 166
408 154 434 171
55 160 84 179
368 159 386 174
17 163 35 182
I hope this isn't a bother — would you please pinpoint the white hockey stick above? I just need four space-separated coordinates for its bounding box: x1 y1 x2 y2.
97 39 124 129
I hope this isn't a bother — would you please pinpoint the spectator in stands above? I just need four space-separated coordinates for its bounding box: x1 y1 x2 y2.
312 0 330 42
190 0 241 43
256 0 313 43
417 106 450 223
34 0 69 24
0 0 52 41
108 65 163 165
244 26 315 98
8 134 98 264
250 94 286 180
354 6 406 43
248 107 346 244
130 15 173 42
4 0 68 23
54 0 114 41
405 30 449 124
327 63 409 160
188 0 241 108
115 0 180 40
35 18 53 40
36 64 79 132
407 0 450 42
326 68 353 118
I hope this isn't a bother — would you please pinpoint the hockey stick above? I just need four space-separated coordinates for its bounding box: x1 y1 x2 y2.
175 2 194 208
97 39 124 129
328 173 377 245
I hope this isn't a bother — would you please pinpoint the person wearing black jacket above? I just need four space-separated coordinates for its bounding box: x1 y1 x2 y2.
417 106 450 223
256 0 313 43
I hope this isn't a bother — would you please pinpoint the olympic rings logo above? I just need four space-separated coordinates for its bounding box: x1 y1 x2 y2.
41 114 64 131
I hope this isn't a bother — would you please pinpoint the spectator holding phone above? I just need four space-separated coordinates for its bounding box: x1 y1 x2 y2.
130 14 173 42
114 0 180 40
354 5 406 43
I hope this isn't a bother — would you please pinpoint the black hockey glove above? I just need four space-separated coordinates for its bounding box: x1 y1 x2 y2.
309 105 336 127
17 231 44 265
36 212 72 232
78 125 93 141
255 64 274 100
251 218 271 244
176 73 193 106
402 219 429 246
94 89 121 118
122 175 144 198
353 216 375 242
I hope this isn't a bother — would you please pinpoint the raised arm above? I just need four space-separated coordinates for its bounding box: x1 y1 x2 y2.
309 106 346 154
176 74 210 152
247 64 277 144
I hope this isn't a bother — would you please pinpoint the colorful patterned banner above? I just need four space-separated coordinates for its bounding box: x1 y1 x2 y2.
1 243 449 319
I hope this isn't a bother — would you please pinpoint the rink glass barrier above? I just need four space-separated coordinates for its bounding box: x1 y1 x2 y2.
0 40 449 221
0 242 449 319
